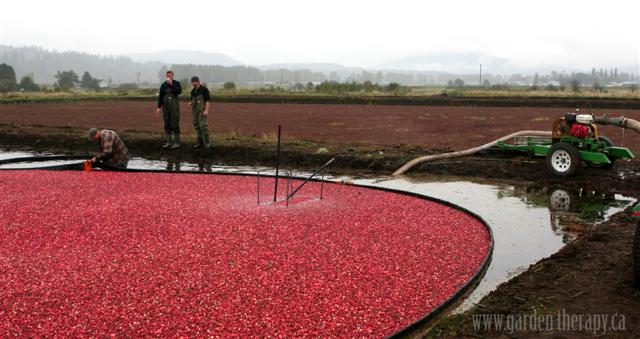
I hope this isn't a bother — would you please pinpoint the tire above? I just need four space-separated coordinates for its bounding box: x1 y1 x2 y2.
549 189 571 212
586 136 616 169
634 222 640 287
546 142 581 176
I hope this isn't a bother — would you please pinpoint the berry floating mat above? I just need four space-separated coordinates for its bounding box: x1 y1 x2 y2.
0 170 491 337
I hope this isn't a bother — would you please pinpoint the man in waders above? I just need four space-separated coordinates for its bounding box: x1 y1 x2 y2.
155 70 182 149
88 128 129 168
187 76 211 148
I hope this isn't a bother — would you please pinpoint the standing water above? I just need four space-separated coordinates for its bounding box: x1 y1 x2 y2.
0 149 635 313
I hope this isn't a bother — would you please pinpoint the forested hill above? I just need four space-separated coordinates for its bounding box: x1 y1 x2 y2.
0 46 329 86
0 45 164 85
0 45 331 86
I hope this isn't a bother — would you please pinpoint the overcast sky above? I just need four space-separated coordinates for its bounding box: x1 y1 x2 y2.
2 0 639 70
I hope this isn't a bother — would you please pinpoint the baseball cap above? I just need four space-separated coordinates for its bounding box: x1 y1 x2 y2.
88 128 98 140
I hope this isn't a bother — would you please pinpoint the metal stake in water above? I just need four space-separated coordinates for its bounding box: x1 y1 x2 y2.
273 125 282 203
285 171 291 208
257 171 261 205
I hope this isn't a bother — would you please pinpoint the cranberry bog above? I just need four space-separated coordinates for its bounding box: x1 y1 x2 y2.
1 101 639 149
0 169 492 337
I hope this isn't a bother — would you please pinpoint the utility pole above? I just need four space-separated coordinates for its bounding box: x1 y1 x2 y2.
137 72 141 87
479 64 483 87
280 69 284 88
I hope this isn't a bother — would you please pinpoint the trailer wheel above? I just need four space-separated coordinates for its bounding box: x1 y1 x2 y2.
546 142 581 176
549 189 572 211
586 136 616 169
634 222 640 287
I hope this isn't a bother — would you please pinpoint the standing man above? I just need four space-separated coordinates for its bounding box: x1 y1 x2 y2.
188 76 211 148
156 70 182 149
88 128 129 168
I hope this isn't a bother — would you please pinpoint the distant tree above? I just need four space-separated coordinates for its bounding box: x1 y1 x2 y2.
0 63 17 92
453 78 465 88
81 71 101 90
482 79 491 87
294 82 305 91
19 75 41 92
362 80 375 93
0 63 17 84
532 73 540 90
55 70 79 90
305 82 314 91
385 82 401 93
223 81 236 91
546 84 557 91
569 79 580 93
631 84 638 93
0 80 15 92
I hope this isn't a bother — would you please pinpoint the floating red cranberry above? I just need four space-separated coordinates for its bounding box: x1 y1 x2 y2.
0 170 490 337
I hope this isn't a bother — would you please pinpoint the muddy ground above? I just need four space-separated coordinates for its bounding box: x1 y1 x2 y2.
426 212 640 338
1 101 639 149
1 101 640 337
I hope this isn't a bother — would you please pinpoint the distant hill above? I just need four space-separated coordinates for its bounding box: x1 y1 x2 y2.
126 50 242 67
1 45 636 86
1 45 163 84
376 52 640 76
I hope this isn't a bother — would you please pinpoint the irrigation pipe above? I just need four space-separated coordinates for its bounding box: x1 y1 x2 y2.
393 130 553 176
394 116 640 176
0 155 90 165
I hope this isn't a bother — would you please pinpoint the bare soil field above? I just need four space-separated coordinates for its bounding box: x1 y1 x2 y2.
1 101 639 151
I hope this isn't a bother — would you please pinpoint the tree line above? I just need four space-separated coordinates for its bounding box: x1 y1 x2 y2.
0 63 120 92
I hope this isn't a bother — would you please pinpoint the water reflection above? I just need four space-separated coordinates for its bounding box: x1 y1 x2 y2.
353 176 635 311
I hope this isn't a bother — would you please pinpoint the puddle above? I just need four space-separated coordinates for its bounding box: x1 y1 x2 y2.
351 176 635 312
1 149 636 314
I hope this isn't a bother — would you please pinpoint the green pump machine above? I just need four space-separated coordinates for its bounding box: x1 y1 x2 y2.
497 112 635 176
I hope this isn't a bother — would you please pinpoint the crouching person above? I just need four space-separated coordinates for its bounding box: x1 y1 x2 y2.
88 128 129 168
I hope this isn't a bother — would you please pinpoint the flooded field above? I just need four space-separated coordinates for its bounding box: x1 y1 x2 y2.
0 149 635 315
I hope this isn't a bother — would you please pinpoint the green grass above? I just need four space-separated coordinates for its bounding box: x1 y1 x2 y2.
1 85 638 105
410 86 640 98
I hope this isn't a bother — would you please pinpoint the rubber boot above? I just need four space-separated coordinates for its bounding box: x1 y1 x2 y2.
162 134 172 149
171 133 181 149
193 134 202 148
202 134 211 149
